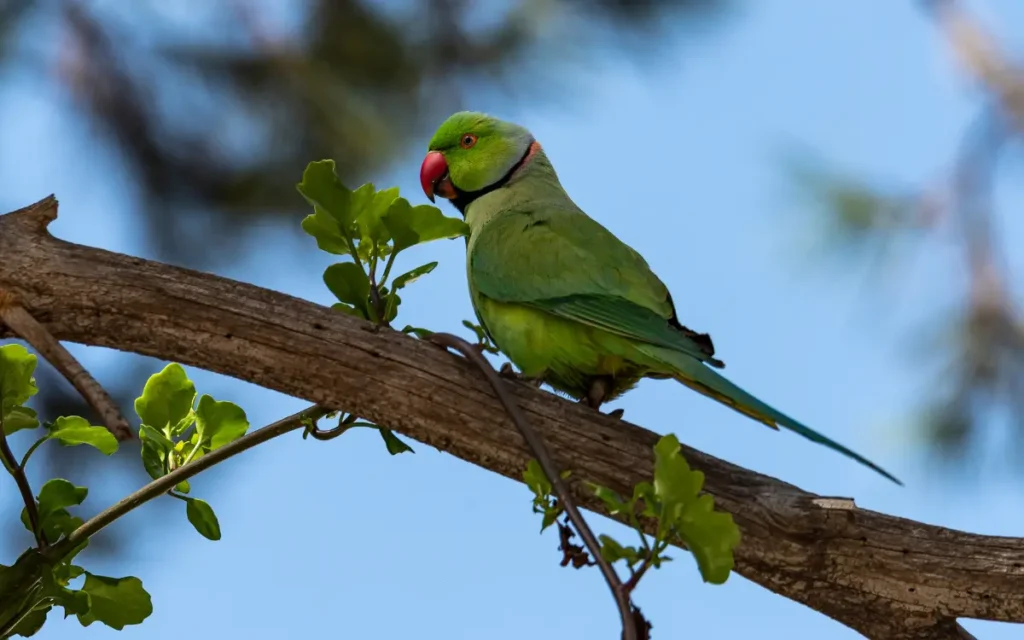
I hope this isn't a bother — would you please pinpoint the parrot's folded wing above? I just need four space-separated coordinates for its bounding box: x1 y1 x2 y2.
470 206 722 364
528 294 723 367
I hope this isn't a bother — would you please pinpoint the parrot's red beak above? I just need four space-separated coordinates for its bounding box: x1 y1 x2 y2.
420 151 457 203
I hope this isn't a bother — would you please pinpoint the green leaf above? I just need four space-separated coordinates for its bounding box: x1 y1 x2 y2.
175 480 191 494
0 344 38 415
139 424 173 480
401 326 434 340
134 364 196 435
3 406 39 435
540 509 559 532
598 534 640 566
0 553 49 634
652 434 740 584
378 428 414 455
590 484 629 517
331 302 368 319
20 479 88 543
21 507 85 545
301 211 351 255
194 395 248 452
323 262 370 316
54 563 85 585
48 416 118 455
380 287 401 323
522 459 552 498
76 573 152 630
36 479 87 520
392 262 438 290
675 494 740 584
185 497 222 541
355 185 399 246
632 481 657 518
47 576 89 618
653 435 702 528
383 199 469 253
297 160 357 231
10 606 48 637
462 319 487 342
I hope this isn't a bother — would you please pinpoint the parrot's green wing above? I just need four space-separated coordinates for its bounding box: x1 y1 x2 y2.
470 204 723 366
529 294 723 366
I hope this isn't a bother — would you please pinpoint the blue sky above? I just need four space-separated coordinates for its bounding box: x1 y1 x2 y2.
3 1 1024 638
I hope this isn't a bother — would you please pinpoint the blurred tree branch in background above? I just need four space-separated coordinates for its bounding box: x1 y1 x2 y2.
0 0 729 562
792 0 1024 464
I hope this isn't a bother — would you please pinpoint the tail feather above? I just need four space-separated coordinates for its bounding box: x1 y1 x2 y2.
639 344 902 485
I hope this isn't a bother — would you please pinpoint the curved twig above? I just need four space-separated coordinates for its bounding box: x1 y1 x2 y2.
304 411 357 440
427 332 637 640
44 404 332 561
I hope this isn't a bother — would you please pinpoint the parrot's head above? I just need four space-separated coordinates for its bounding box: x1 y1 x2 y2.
420 111 537 208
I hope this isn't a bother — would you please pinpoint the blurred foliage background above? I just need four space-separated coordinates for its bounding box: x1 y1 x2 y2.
1 0 1022 564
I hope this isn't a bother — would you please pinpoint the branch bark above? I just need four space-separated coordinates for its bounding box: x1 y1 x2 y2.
1 196 1022 639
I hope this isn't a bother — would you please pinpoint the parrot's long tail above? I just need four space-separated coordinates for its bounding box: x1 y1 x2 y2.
637 344 902 485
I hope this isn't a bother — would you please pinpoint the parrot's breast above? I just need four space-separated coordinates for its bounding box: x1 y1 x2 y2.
473 295 647 401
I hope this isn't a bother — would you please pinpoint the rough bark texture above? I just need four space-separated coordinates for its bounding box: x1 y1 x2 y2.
1 197 1021 639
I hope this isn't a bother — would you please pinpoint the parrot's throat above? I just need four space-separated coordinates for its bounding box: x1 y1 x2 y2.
450 140 540 216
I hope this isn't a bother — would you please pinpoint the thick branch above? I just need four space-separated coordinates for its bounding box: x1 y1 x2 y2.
1 197 1022 639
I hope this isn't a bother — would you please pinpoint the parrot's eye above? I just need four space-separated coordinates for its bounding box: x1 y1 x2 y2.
460 134 478 149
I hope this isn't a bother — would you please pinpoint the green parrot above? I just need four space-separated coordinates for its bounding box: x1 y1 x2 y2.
419 111 900 485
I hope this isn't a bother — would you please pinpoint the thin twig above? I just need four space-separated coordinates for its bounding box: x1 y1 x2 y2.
0 430 43 548
44 404 332 562
0 292 132 440
428 332 637 640
304 412 357 440
623 556 655 595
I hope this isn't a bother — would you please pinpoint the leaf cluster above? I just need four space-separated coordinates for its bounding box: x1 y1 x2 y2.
0 345 150 636
590 434 740 585
297 159 468 325
135 363 251 541
523 459 572 532
524 434 741 592
297 160 467 454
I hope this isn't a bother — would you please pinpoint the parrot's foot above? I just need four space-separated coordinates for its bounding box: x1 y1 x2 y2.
580 376 624 419
577 398 625 420
499 363 544 388
583 376 613 409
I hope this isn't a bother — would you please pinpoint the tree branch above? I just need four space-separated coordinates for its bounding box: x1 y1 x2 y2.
1 196 1022 639
925 0 1024 132
0 293 132 441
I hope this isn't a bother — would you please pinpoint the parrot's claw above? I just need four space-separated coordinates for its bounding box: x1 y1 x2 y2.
499 363 544 387
579 377 623 418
